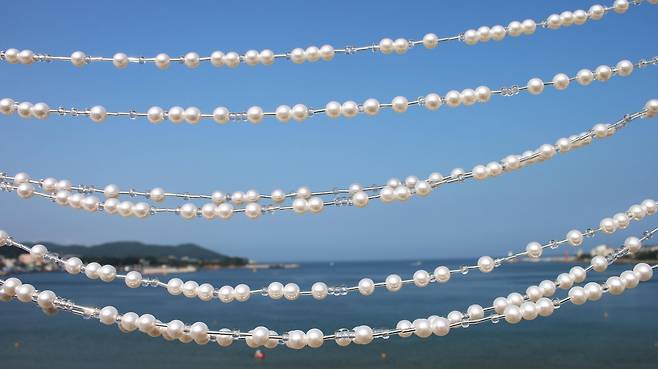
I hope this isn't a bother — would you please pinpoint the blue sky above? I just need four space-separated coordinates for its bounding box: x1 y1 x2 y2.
0 1 656 262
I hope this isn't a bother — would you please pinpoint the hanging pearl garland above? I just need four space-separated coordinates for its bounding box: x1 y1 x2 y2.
0 199 654 303
0 1 650 72
1 58 656 125
1 103 656 221
1 230 654 349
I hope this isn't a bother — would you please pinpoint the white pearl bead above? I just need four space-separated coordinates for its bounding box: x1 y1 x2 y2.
633 263 653 282
267 282 284 299
246 106 263 123
353 325 374 344
591 255 608 272
493 297 508 314
448 310 464 324
307 197 324 213
385 274 402 292
475 86 491 102
539 280 556 297
197 283 214 301
431 317 450 336
503 155 521 171
503 305 522 324
311 282 328 300
217 285 234 303
84 262 100 279
30 103 49 119
189 322 208 343
251 326 269 346
546 14 561 29
584 282 603 301
413 270 431 287
244 50 259 66
68 193 83 209
552 73 570 90
463 29 478 45
362 98 380 115
319 44 335 61
99 306 118 325
613 0 629 13
131 202 150 218
18 49 35 64
424 93 442 110
624 236 642 253
17 183 34 199
182 280 199 298
394 186 411 201
613 212 630 229
599 217 617 233
3 48 19 64
292 198 308 214
216 203 234 219
413 319 432 338
30 244 48 261
507 292 524 306
291 104 308 121
119 312 139 331
526 285 543 302
589 4 605 20
358 278 375 296
324 101 341 118
272 104 291 122
210 51 225 67
283 283 300 300
99 265 116 282
36 289 55 308
642 199 657 215
183 52 200 68
379 186 395 203
101 198 118 213
15 284 34 302
222 52 240 68
166 320 185 338
179 203 197 219
387 178 401 188
460 89 476 105
477 256 495 273
269 189 286 203
351 191 369 208
306 328 324 348
566 229 583 246
444 90 461 107
467 304 484 319
557 273 574 289
526 241 543 258
112 53 129 68
490 25 506 41
434 266 451 283
87 105 108 123
290 48 306 64
620 270 639 289
576 69 594 85
606 276 625 295
393 38 409 54
391 96 409 112
166 106 184 123
527 78 545 95
616 59 634 77
521 301 538 320
477 26 490 42
341 101 358 118
0 98 15 115
378 38 394 53
64 257 83 274
422 33 438 48
644 99 658 117
305 46 320 62
521 19 536 34
154 53 170 69
472 165 488 180
212 106 230 124
595 65 613 81
166 279 184 295
125 271 142 288
569 266 587 283
560 11 574 26
286 330 306 349
507 21 523 36
395 320 413 338
486 162 503 177
414 181 431 196
629 204 647 220
17 102 33 118
183 107 201 124
259 49 274 65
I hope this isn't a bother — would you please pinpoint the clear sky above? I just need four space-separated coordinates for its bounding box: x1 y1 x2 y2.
0 1 656 262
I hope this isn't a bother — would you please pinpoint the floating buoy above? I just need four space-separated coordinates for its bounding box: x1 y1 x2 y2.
254 349 265 360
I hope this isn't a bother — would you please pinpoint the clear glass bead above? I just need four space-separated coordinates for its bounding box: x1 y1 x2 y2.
129 110 137 120
460 265 469 275
549 240 559 249
490 316 499 324
552 299 562 309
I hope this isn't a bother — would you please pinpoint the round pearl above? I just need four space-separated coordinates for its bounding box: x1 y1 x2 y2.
568 286 588 305
182 281 199 298
557 273 574 289
102 198 118 213
68 194 83 209
18 49 35 64
584 282 603 301
391 96 408 112
259 49 274 65
633 263 653 282
145 106 164 124
613 212 630 229
267 282 284 300
222 52 240 68
414 181 431 196
0 98 15 115
16 284 35 302
624 236 642 253
444 90 461 107
283 283 300 300
539 280 556 297
124 271 142 288
503 155 521 171
179 203 197 219
387 178 401 188
213 106 230 124
216 203 234 219
291 104 308 121
434 266 451 283
166 278 183 295
589 4 605 20
463 29 478 45
573 10 588 25
379 38 394 54
606 276 625 295
85 105 108 123
311 282 328 300
629 204 647 220
244 203 262 219
246 106 263 123
537 298 555 317
475 86 491 102
395 320 413 338
521 19 537 34
17 102 33 118
251 326 269 346
600 217 617 234
422 33 438 48
112 53 129 68
467 304 484 319
30 244 48 261
154 53 170 69
595 65 613 81
546 14 561 29
305 46 320 62
424 93 442 110
183 52 200 68
217 286 234 303
137 314 157 333
477 256 495 273
306 328 324 348
166 320 185 339
613 0 629 13
341 101 358 118
591 255 608 272
17 183 34 199
353 325 373 344
503 305 522 324
394 186 411 201
99 265 116 282
486 162 503 177
448 311 464 325
99 306 118 325
645 99 658 117
167 106 184 123
243 50 259 66
507 292 524 306
84 262 101 279
521 301 538 320
560 11 574 26
289 48 305 64
119 312 139 331
358 278 375 296
412 270 431 287
385 274 402 292
13 172 30 185
620 270 638 289
3 48 19 64
431 317 450 336
210 51 225 67
527 78 545 95
472 165 488 180
286 330 306 349
616 59 634 77
379 186 395 203
131 202 150 218
30 103 49 119
507 21 523 36
576 69 594 85
526 285 543 302
552 73 570 90
460 89 476 105
566 229 583 246
642 199 657 215
292 198 308 214
2 278 22 296
490 25 506 41
145 187 165 203
351 191 369 208
393 38 409 54
413 319 432 338
526 241 543 258
36 290 56 309
64 257 83 275
362 98 380 115
477 26 491 42
320 44 335 61
324 101 341 118
569 266 587 283
196 283 214 301
183 107 201 124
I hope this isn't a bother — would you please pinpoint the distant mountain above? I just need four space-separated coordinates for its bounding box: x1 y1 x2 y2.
0 240 248 266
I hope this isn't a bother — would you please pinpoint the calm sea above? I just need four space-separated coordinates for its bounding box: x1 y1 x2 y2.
1 260 656 369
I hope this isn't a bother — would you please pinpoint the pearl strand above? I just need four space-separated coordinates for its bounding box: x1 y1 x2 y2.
1 1 650 71
1 250 654 349
2 58 655 125
1 103 655 220
1 199 654 303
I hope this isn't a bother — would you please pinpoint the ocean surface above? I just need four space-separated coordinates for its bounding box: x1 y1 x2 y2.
0 260 656 369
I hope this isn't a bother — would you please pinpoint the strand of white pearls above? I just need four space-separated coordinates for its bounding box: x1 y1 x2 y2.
1 257 654 349
1 103 656 221
1 1 650 71
1 199 653 304
2 57 655 125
